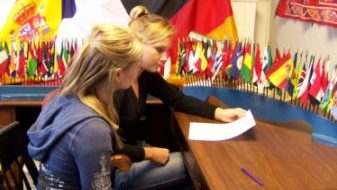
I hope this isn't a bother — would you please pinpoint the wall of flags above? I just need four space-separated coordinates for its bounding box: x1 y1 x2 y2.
0 0 77 85
0 39 77 85
175 37 337 121
0 0 336 120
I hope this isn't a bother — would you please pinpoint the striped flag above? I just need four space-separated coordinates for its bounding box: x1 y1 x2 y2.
320 59 329 93
176 41 187 76
169 0 237 41
286 51 299 96
308 59 323 104
331 97 337 120
0 42 9 77
298 55 314 105
17 43 27 78
38 42 48 76
240 42 253 83
122 0 237 68
8 42 17 77
266 52 293 89
1 0 76 41
230 42 243 79
27 42 38 78
258 45 272 87
221 41 232 80
172 0 237 64
211 42 224 81
321 75 336 112
62 0 76 19
329 81 337 115
0 0 62 41
187 41 199 74
292 52 303 98
252 44 262 83
195 42 208 75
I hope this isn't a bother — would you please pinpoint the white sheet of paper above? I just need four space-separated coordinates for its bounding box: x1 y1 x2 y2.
188 110 256 141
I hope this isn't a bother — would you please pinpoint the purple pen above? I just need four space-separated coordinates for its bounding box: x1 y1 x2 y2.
241 166 264 187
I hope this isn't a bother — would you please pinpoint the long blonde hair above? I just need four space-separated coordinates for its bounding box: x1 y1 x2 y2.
61 24 143 148
129 5 175 44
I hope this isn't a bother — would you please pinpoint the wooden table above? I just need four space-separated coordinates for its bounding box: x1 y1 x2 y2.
0 100 42 126
0 96 164 127
171 97 337 190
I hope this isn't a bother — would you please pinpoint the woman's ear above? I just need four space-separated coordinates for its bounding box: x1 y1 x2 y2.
115 68 122 83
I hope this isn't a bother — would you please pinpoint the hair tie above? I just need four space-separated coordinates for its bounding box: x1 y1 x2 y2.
137 12 148 18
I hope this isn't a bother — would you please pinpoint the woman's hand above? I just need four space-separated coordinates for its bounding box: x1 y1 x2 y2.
214 107 247 122
144 147 169 165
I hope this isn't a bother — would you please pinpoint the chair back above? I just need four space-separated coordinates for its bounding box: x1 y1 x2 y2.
0 121 39 190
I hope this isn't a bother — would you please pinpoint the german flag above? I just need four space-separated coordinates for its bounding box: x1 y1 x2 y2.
121 0 238 64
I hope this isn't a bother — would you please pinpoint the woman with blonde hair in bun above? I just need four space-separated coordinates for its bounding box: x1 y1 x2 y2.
113 5 247 190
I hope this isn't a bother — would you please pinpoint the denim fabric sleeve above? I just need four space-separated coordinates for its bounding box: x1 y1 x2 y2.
70 118 114 190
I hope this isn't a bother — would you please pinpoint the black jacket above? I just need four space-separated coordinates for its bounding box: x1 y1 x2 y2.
114 71 217 161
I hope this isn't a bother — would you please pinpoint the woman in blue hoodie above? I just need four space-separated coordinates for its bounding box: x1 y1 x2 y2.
27 24 143 190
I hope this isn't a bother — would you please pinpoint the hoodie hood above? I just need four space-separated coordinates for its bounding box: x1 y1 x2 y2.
28 93 100 161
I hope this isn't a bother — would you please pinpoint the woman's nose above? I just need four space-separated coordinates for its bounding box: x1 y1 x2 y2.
160 52 168 62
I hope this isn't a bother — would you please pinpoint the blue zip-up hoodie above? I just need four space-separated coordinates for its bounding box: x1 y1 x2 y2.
28 94 114 190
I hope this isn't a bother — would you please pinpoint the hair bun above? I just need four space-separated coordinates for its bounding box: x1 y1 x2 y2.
129 5 149 20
